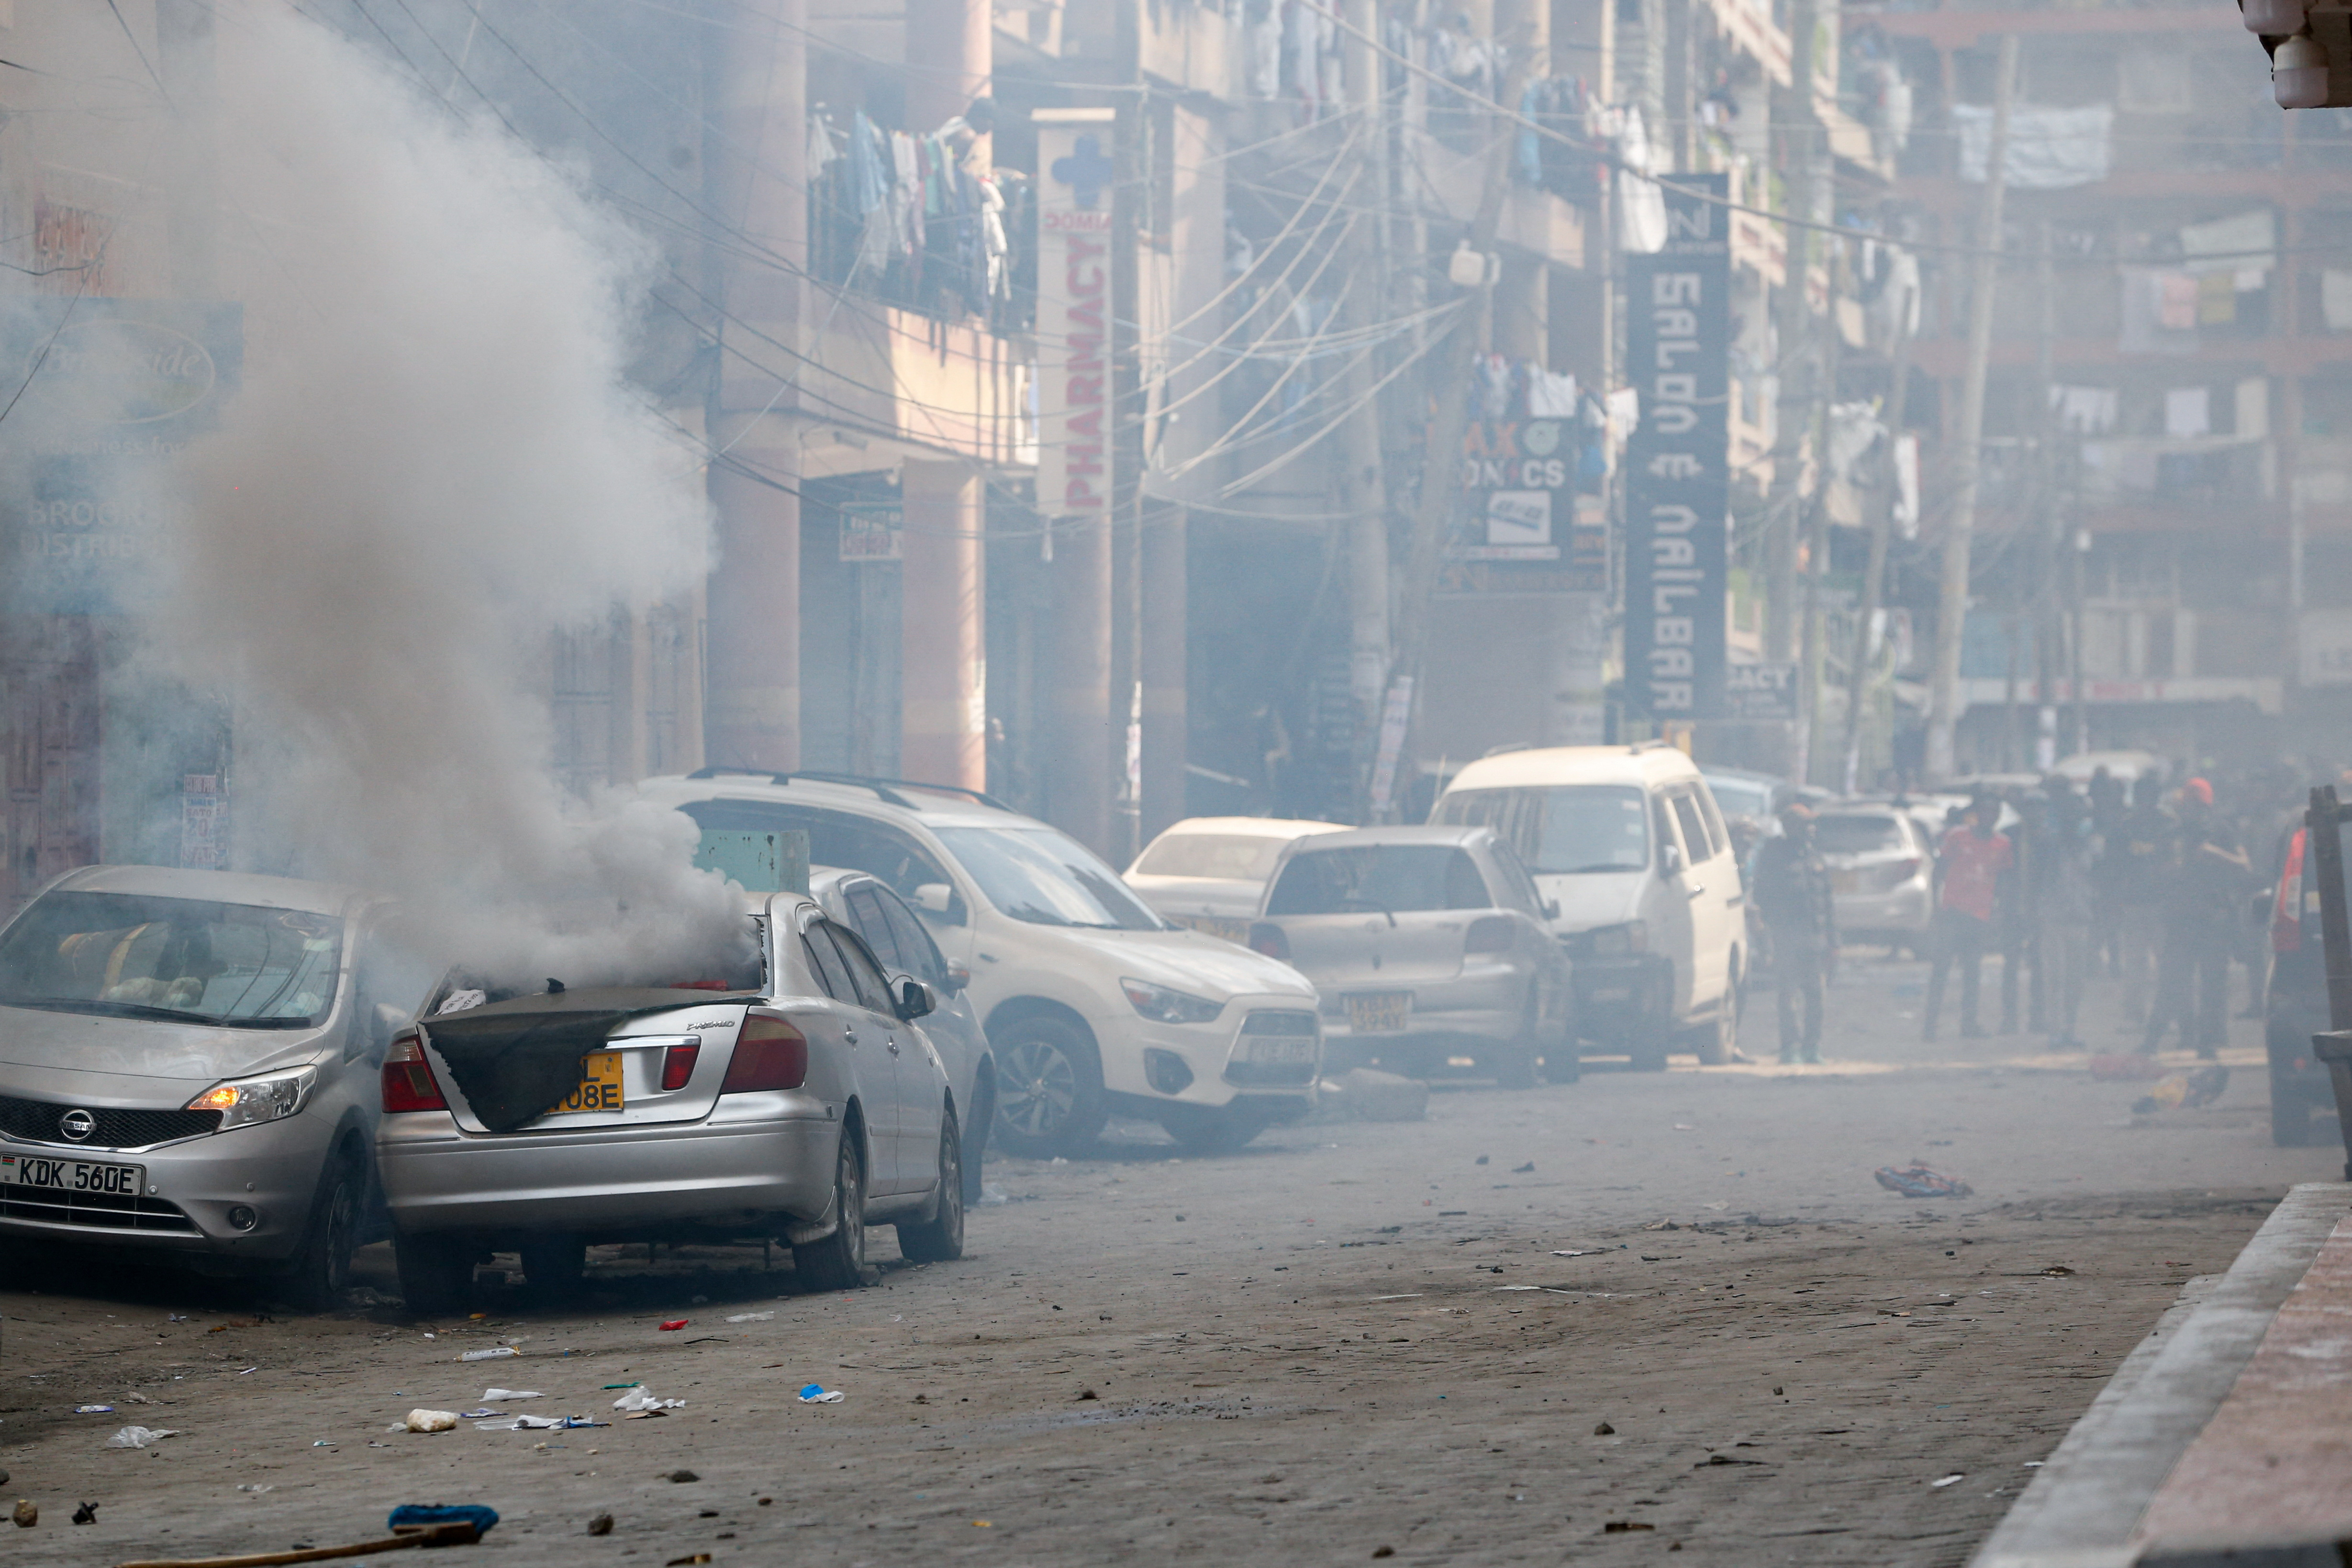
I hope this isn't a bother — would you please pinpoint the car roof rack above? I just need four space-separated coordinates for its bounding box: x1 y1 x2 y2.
684 766 1013 814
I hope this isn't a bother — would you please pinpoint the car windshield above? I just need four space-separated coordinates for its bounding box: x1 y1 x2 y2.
1432 785 1651 873
1265 845 1491 916
1133 832 1292 881
1816 814 1906 855
933 825 1167 931
0 891 342 1027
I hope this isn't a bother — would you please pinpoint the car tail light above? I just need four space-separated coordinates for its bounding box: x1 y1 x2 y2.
1248 921 1291 962
2275 828 2306 955
381 1031 447 1113
659 1044 701 1091
1464 915 1516 955
721 1016 809 1093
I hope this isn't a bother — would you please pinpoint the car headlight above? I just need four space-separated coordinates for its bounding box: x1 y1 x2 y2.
186 1066 319 1129
1585 921 1649 958
1121 978 1226 1025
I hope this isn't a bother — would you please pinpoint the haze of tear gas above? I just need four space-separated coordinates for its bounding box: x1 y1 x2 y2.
141 8 746 982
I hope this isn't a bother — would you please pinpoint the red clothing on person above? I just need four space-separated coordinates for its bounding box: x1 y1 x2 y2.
1937 825 2013 923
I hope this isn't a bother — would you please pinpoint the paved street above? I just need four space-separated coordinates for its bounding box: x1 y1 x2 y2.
1 954 2336 1568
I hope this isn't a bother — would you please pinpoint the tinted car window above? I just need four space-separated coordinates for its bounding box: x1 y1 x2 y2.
821 921 895 1013
802 931 853 1003
1266 845 1493 916
844 886 903 970
876 887 950 986
681 800 967 924
932 824 1165 931
0 892 343 1027
1671 792 1714 861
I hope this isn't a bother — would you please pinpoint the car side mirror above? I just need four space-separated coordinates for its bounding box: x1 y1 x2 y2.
941 961 971 995
896 977 939 1021
1662 843 1685 877
1542 898 1561 921
912 883 954 914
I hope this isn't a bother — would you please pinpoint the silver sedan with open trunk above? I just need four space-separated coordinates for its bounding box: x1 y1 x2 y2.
1247 825 1575 1087
374 891 962 1310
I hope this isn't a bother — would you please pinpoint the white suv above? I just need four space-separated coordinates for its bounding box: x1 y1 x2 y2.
637 773 1322 1157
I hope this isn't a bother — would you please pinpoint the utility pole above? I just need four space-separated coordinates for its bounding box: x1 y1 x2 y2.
1341 0 1393 792
1379 40 1531 819
1926 31 2018 783
1794 319 1841 787
1841 278 1912 794
1764 0 1820 679
2033 217 2062 773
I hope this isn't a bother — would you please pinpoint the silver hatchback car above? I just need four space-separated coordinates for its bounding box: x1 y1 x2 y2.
375 891 961 1311
0 866 416 1309
1248 825 1576 1088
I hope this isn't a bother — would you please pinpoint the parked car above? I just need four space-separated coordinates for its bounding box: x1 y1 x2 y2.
1126 816 1349 943
1248 825 1573 1087
2263 818 2345 1147
1813 806 1935 954
376 890 961 1309
636 772 1322 1157
0 866 420 1309
1431 745 1746 1069
809 866 992 1202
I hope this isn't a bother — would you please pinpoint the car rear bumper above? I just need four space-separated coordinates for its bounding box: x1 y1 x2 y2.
1832 887 1931 935
376 1101 839 1239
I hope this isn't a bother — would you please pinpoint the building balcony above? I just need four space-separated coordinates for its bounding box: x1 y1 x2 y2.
1405 130 1587 271
780 289 1035 476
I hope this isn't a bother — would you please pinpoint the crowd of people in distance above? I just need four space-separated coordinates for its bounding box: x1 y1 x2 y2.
1743 759 2323 1063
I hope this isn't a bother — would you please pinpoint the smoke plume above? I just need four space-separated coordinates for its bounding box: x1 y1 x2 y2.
140 6 742 982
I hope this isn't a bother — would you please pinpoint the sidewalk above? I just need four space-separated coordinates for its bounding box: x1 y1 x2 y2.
1972 1182 2352 1568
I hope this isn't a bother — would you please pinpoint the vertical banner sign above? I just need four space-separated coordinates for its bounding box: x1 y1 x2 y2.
1034 110 1117 534
1623 175 1730 721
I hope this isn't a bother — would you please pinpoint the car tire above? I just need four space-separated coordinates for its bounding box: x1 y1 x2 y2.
1692 1010 1736 1067
991 1014 1107 1158
520 1235 588 1302
1159 1103 1269 1156
393 1231 474 1318
898 1114 966 1264
2271 1080 2314 1146
793 1130 869 1292
1493 1004 1540 1090
961 1068 993 1206
277 1153 363 1314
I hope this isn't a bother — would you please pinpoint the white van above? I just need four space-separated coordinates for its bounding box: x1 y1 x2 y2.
1429 745 1745 1069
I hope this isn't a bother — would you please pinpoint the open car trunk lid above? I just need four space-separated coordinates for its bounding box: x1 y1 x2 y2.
419 988 758 1134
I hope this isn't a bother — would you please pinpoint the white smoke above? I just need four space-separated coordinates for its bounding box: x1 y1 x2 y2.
140 7 744 982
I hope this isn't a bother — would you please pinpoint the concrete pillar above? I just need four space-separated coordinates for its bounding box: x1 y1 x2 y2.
901 460 987 789
1054 518 1116 856
905 0 992 130
704 0 807 773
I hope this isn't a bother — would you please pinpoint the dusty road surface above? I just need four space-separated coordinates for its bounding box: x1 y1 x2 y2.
2 955 2337 1568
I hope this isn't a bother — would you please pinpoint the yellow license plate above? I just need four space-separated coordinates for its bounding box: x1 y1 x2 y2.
1345 992 1413 1033
1177 915 1251 945
552 1051 624 1114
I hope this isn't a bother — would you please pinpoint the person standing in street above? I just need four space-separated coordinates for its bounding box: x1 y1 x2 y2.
2141 777 2251 1058
1924 796 2014 1042
1750 802 1838 1065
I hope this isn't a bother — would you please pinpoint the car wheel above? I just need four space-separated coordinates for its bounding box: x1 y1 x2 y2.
1158 1103 1268 1156
276 1154 363 1314
898 1114 966 1264
1692 1010 1735 1067
2271 1080 2314 1146
1627 1023 1672 1072
393 1231 474 1318
961 1069 993 1206
1493 1004 1540 1090
520 1235 588 1303
793 1130 869 1291
991 1015 1106 1158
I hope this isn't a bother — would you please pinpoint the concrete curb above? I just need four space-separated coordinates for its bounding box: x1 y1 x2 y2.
1970 1183 2352 1568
